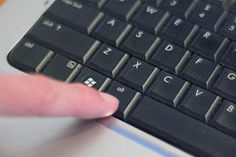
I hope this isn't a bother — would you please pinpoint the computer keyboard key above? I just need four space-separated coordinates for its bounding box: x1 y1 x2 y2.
129 96 236 157
47 0 104 34
179 85 219 122
88 44 129 78
189 29 226 61
103 0 141 21
117 57 158 92
132 5 169 34
204 0 224 8
106 81 141 119
29 18 100 64
79 0 107 9
121 28 160 60
220 42 236 70
160 17 197 47
92 16 132 47
150 41 190 74
73 67 110 91
212 68 236 103
147 71 189 107
219 14 236 41
8 38 54 73
42 54 80 82
212 100 236 138
158 0 194 18
181 55 219 88
229 3 236 13
188 1 224 31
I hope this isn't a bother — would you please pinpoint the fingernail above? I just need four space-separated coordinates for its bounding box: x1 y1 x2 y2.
99 92 119 106
99 93 119 116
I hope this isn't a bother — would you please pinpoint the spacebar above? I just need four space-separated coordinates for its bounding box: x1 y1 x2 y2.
128 96 236 157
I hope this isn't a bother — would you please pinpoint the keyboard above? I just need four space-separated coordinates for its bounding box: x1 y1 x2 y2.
7 0 236 156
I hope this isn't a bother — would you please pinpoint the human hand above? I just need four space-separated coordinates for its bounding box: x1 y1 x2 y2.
0 74 119 119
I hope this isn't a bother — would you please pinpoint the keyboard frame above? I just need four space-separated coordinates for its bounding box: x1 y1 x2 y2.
0 1 192 157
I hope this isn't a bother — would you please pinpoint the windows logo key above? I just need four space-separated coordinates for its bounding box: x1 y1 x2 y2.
83 77 97 87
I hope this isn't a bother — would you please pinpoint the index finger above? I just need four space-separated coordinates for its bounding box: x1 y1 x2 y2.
0 74 119 118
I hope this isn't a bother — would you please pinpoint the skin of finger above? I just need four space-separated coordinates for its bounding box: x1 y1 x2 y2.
0 74 119 118
0 0 5 6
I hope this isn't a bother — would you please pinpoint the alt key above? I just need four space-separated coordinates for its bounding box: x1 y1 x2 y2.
106 81 141 120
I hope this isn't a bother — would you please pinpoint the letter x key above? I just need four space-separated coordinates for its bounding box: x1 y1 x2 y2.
117 57 158 92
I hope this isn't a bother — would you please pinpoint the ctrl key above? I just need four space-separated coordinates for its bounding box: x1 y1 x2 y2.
212 101 236 138
106 81 141 119
8 38 54 72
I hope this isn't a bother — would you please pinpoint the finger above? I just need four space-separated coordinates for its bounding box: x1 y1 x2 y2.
0 74 119 118
0 0 5 6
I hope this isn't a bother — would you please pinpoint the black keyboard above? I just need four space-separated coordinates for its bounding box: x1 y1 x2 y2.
7 0 236 156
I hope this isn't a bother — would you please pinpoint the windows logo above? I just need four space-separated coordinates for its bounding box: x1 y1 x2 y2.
83 77 97 87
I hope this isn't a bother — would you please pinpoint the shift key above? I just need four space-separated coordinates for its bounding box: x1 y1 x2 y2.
29 18 100 64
